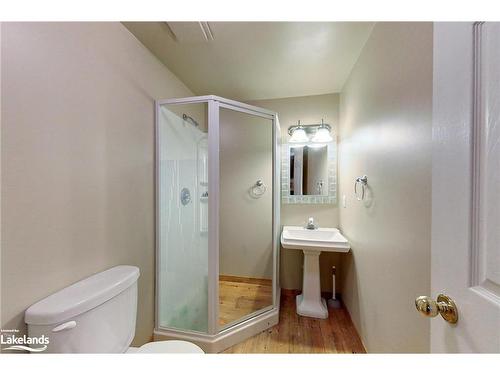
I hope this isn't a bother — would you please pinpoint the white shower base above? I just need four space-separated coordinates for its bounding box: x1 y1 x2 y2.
153 299 279 353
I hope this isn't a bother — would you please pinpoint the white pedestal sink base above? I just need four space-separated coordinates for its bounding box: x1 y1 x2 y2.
280 226 351 320
296 295 328 319
296 249 329 319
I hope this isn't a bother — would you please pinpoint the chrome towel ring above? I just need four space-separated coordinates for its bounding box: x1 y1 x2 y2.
354 175 368 201
250 179 267 198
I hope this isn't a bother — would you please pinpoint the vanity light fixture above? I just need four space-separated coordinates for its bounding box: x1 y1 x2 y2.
288 121 310 143
311 120 333 143
288 119 333 143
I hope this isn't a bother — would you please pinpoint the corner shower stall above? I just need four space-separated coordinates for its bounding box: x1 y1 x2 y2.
155 96 280 352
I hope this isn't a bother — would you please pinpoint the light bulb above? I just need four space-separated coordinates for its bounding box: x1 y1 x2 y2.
289 127 309 143
311 127 332 143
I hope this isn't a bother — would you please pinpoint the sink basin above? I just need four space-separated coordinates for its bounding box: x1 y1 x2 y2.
281 226 350 252
280 226 350 319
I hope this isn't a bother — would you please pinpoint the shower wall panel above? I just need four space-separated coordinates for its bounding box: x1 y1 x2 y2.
158 105 208 332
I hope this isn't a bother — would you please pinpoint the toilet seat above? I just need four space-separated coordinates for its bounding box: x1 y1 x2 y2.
129 340 204 354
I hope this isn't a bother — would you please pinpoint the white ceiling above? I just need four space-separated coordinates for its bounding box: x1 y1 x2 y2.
124 22 374 100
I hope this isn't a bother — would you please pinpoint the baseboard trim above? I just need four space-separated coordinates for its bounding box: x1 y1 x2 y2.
219 274 272 286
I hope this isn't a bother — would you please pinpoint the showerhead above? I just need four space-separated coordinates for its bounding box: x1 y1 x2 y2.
182 113 199 127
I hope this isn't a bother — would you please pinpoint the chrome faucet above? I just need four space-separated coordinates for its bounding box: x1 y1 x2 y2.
305 217 317 230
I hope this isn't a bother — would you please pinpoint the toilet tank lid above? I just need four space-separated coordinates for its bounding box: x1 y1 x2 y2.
25 265 140 325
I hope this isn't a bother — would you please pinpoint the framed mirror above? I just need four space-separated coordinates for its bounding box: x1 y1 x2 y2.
281 140 337 204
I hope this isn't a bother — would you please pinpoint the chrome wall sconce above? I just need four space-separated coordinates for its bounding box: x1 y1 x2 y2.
288 119 333 143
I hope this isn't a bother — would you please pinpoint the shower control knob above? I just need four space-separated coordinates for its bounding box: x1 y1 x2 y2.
415 294 458 324
180 188 191 206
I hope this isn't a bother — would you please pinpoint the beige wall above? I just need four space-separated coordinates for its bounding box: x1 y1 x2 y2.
0 22 3 328
0 22 193 346
251 94 342 292
219 108 273 279
339 22 433 352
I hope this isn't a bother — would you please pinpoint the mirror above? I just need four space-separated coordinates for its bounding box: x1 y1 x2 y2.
281 141 337 204
290 145 328 196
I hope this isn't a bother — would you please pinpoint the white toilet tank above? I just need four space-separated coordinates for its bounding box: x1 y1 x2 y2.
25 265 140 353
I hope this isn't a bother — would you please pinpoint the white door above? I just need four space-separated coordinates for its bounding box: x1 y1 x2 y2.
430 22 500 352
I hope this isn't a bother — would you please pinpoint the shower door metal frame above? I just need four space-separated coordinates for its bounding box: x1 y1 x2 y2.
215 101 277 333
154 95 280 349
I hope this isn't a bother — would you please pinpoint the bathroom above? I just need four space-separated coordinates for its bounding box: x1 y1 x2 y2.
1 3 499 367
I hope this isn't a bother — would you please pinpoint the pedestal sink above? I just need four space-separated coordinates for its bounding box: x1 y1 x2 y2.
280 226 350 319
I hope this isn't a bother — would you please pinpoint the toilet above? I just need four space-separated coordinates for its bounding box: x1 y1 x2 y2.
24 265 204 353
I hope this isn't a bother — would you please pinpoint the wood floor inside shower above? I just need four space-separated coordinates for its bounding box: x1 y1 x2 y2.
218 275 273 327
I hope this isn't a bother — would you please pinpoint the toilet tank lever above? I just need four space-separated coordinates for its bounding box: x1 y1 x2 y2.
52 320 77 332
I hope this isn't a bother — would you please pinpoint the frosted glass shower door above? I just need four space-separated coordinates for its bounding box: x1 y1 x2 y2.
157 102 209 333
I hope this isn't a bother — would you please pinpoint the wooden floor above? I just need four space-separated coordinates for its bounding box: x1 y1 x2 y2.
222 289 366 353
219 275 273 327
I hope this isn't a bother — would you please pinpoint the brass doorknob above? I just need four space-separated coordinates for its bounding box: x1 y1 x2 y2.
415 294 458 324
